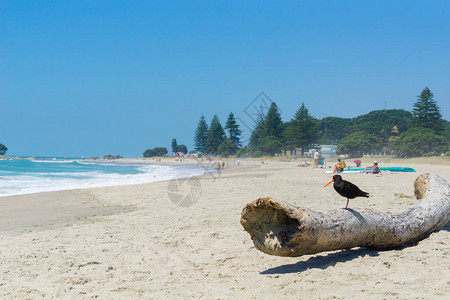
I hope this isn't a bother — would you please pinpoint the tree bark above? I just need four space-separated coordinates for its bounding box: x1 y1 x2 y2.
240 173 450 257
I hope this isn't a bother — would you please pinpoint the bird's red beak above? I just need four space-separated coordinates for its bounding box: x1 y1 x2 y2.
323 179 334 187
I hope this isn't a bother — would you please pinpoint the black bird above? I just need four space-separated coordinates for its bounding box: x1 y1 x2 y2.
324 175 369 209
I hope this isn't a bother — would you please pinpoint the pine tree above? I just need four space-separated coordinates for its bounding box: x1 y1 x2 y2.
262 102 284 139
194 115 208 153
218 138 239 157
411 87 443 132
171 138 178 153
248 109 265 151
205 115 225 155
225 112 242 148
248 102 284 155
284 103 319 155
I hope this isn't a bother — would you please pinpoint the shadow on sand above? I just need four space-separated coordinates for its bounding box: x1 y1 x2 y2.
261 248 380 275
442 220 450 231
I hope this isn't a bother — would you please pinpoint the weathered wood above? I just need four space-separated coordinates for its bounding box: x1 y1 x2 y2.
240 173 450 257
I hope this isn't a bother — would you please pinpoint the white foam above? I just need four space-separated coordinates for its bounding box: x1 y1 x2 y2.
0 164 212 197
30 159 75 164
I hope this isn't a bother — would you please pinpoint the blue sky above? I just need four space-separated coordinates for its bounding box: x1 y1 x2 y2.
1 1 449 157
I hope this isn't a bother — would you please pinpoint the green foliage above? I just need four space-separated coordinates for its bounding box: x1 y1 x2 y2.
284 103 318 155
0 143 7 155
236 147 249 157
262 102 284 139
171 139 187 153
248 110 265 150
248 102 284 155
194 115 208 153
442 120 450 141
176 144 188 154
104 154 123 159
248 150 264 157
249 149 263 157
143 147 168 157
225 112 242 148
259 136 283 156
205 115 225 155
391 127 448 157
351 109 412 143
197 90 447 159
171 139 178 153
217 138 239 157
319 110 411 145
318 117 352 143
336 131 382 157
411 87 443 132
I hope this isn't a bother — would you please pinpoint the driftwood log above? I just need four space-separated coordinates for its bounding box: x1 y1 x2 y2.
240 173 450 257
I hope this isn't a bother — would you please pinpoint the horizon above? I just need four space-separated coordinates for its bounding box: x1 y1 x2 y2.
1 1 449 157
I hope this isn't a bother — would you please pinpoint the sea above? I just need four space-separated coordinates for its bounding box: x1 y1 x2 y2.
0 158 213 197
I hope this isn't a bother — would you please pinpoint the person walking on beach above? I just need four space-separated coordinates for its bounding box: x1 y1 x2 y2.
216 162 221 175
313 150 320 168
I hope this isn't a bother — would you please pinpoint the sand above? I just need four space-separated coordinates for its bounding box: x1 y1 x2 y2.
0 157 449 299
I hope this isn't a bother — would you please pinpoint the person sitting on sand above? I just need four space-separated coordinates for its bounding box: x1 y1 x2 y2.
332 158 346 173
298 161 311 167
365 161 381 174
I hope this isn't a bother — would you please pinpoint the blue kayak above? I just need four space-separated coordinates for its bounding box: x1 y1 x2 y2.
324 167 416 174
349 167 416 172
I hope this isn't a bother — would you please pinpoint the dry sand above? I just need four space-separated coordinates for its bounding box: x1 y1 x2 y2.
0 157 449 299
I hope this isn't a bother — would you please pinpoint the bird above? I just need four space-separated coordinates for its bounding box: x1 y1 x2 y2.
323 175 369 209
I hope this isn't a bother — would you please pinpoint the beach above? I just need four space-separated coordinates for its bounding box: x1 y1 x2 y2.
0 157 449 299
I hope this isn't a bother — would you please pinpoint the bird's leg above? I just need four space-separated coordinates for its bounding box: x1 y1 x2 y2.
344 198 349 209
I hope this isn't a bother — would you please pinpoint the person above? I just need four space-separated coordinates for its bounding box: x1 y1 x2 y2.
298 160 311 167
332 158 346 173
216 162 222 175
353 159 361 167
365 161 381 174
313 150 320 168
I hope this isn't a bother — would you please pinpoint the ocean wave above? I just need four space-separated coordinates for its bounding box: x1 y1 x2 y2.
30 159 76 164
0 161 212 197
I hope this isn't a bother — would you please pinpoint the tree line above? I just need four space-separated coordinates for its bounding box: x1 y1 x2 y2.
193 112 242 156
334 87 448 157
141 87 448 158
192 87 449 158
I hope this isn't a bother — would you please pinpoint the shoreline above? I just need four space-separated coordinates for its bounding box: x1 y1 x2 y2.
0 161 254 232
1 155 447 205
1 157 448 232
0 158 219 199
